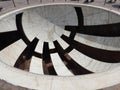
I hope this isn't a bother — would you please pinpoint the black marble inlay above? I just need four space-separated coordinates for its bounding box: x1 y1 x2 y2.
42 42 57 75
65 23 120 37
0 31 21 51
61 35 120 63
16 13 30 44
14 38 39 69
74 7 84 26
67 7 84 39
54 40 93 75
33 52 42 58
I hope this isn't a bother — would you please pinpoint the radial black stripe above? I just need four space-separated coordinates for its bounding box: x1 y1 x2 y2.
33 51 42 58
42 42 57 75
74 7 84 26
54 40 93 75
64 7 84 51
61 35 120 63
66 7 84 40
0 31 21 51
65 23 120 37
16 13 31 44
14 38 39 70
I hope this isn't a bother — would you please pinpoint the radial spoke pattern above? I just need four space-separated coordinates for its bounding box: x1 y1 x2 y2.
14 38 38 70
53 40 93 75
61 35 120 63
0 5 120 76
42 42 57 75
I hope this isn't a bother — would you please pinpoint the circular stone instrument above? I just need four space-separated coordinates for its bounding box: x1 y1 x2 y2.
0 3 120 90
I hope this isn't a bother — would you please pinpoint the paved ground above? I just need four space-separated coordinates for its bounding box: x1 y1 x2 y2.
0 0 120 90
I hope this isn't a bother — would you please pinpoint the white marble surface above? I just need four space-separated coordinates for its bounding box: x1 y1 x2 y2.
21 4 78 47
33 5 78 28
0 39 26 66
63 31 71 37
30 56 43 74
108 12 120 23
35 40 43 53
0 14 16 32
82 6 120 25
22 8 67 43
69 49 119 72
85 60 112 72
51 53 73 76
69 49 92 68
55 34 69 49
49 42 55 49
75 33 120 50
82 6 109 25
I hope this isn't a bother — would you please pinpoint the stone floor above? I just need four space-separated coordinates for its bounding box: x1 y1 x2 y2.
0 79 30 90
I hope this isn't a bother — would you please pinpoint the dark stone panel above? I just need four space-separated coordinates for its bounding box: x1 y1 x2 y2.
49 48 56 54
14 38 39 70
0 31 21 51
53 40 93 75
74 7 84 26
43 42 51 63
16 13 30 45
65 23 120 37
42 42 57 75
65 7 84 40
65 46 73 53
33 52 42 58
61 35 120 63
42 61 49 74
69 31 76 40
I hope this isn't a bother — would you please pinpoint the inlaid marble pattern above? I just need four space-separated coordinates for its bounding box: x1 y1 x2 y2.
0 2 120 90
0 4 120 77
